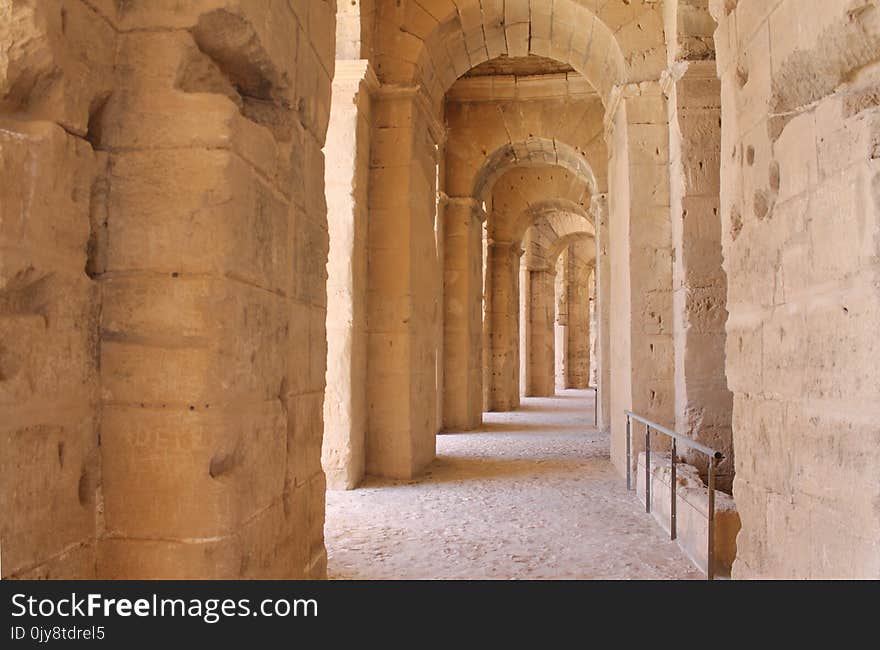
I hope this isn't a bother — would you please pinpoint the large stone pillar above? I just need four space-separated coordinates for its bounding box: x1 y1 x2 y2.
665 60 733 490
607 83 674 476
525 267 556 397
0 0 114 578
442 197 484 430
94 5 335 578
367 87 443 478
593 194 612 430
712 0 880 579
486 240 521 410
322 61 377 491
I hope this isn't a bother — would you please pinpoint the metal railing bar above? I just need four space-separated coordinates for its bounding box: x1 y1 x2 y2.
707 459 717 581
624 410 723 582
624 410 722 460
644 423 651 514
670 438 677 541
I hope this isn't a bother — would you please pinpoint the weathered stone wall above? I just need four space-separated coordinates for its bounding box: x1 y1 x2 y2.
712 0 880 578
1 0 114 578
2 0 336 579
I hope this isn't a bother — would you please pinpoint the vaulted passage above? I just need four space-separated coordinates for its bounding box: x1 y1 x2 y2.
326 391 701 580
3 0 879 581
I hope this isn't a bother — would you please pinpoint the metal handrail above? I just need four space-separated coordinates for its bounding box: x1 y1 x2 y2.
624 410 723 581
593 386 598 427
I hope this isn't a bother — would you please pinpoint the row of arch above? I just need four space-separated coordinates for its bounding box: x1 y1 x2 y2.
326 0 730 497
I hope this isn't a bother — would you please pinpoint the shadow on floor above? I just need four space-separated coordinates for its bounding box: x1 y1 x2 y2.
359 453 611 487
443 421 592 434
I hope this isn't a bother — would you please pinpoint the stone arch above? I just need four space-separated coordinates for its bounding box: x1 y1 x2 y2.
488 164 592 243
473 138 599 204
373 0 667 108
483 162 593 411
519 209 595 399
444 96 608 198
518 200 595 249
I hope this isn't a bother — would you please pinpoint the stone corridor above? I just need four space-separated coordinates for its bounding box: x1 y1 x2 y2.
326 391 701 580
4 0 879 581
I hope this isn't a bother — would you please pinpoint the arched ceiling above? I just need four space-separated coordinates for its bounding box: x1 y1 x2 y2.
522 210 595 270
488 164 592 242
472 137 599 201
372 0 667 109
444 96 608 197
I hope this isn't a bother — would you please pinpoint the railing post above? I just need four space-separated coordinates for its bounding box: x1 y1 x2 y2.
625 414 632 490
624 410 724 580
594 387 598 427
670 439 677 541
644 424 651 514
707 457 717 581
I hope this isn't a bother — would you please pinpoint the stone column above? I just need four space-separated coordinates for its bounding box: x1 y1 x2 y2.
554 252 569 391
94 5 334 578
442 197 484 430
593 194 612 430
565 241 592 389
321 61 377 491
0 1 114 578
665 60 733 490
367 86 443 478
525 267 556 397
588 268 598 387
486 240 522 411
607 83 674 476
518 259 528 398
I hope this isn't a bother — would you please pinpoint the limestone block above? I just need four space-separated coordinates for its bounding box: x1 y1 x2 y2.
235 499 308 579
286 390 325 486
98 537 240 580
733 24 772 136
11 543 97 580
637 452 740 577
0 119 96 270
101 278 289 405
0 272 98 408
101 402 286 539
0 0 115 134
105 150 291 294
0 415 98 578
